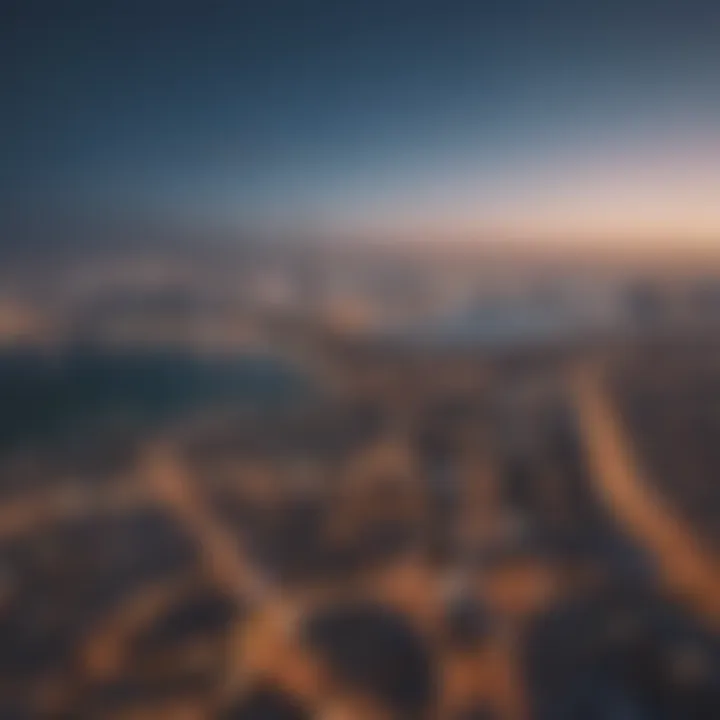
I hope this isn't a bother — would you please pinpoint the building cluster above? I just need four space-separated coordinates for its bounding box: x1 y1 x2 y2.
0 336 718 719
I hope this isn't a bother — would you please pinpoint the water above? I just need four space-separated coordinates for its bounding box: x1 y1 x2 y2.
0 348 313 449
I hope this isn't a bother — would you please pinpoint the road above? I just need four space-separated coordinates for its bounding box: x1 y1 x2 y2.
574 365 720 628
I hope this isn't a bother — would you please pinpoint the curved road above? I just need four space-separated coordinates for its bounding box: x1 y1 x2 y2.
574 365 720 628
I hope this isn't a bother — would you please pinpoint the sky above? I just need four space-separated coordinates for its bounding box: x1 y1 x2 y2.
2 0 720 246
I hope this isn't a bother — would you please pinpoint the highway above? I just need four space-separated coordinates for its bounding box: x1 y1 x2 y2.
574 365 720 628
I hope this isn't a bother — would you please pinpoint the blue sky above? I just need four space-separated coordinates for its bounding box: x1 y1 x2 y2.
3 0 720 244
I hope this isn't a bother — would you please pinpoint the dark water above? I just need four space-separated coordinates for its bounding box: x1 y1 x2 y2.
0 348 313 448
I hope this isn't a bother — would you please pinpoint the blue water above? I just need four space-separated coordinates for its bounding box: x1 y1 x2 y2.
0 348 313 448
